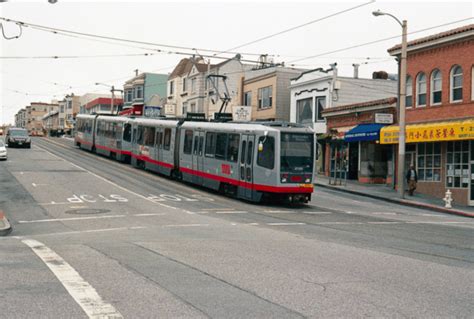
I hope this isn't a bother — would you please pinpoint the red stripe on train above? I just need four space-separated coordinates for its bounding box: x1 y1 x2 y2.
130 153 174 169
179 167 313 194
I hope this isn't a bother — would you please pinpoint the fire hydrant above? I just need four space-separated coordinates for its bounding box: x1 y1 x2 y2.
443 189 453 208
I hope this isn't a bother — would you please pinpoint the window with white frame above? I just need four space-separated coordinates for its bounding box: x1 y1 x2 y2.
191 78 196 93
169 81 174 95
182 102 187 115
258 86 272 109
446 141 469 188
406 76 413 108
296 98 313 124
316 96 326 121
126 90 133 102
417 142 441 181
450 65 463 102
431 69 442 105
183 78 187 92
135 86 143 99
416 72 426 106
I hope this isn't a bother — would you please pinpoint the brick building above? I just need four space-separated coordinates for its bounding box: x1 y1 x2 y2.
380 24 474 205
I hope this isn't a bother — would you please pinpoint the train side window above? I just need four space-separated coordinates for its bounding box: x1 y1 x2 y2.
241 140 246 164
137 126 144 145
183 130 193 154
144 127 155 146
156 131 163 148
198 136 204 156
205 132 216 157
257 136 275 169
227 134 240 162
193 135 199 155
246 141 253 165
215 133 228 160
163 128 171 150
123 123 132 142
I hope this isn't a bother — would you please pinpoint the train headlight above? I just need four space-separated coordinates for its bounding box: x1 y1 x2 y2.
281 177 287 183
305 178 311 183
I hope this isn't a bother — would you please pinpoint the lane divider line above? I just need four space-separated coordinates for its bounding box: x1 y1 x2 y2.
215 211 248 214
33 226 146 237
266 222 306 226
18 215 126 224
163 224 209 227
22 238 123 319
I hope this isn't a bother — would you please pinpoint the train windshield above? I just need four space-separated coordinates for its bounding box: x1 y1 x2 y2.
280 133 314 173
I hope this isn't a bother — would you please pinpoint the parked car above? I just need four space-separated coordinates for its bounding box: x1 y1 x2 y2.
6 128 31 148
0 140 7 160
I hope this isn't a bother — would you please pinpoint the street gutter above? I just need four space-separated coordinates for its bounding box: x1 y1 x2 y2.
315 182 474 218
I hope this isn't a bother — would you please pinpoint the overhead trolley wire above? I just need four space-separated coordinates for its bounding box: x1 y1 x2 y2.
213 0 376 56
288 17 474 64
0 16 273 58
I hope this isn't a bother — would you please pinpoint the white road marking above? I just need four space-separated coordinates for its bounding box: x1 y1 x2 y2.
34 226 146 237
70 206 88 209
302 211 332 215
405 221 470 224
22 239 123 319
231 223 237 226
201 208 234 211
263 210 293 213
32 182 48 187
267 222 306 226
183 210 196 215
163 224 209 227
18 215 127 224
420 213 448 217
215 211 248 214
367 221 402 224
34 144 178 211
372 212 398 215
248 223 259 225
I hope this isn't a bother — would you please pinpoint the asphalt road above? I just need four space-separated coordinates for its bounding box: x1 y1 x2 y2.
0 137 473 318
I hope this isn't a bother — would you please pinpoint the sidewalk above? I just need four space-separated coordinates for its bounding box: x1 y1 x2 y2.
314 174 474 218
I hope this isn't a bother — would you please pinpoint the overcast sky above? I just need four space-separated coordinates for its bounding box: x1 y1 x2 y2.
0 0 472 124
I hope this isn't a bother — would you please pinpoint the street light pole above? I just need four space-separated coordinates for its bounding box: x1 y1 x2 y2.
373 10 408 198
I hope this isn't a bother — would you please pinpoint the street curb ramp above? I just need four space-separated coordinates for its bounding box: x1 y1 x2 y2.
0 211 12 236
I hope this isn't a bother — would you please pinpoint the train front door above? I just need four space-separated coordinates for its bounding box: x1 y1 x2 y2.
239 134 255 199
192 131 204 185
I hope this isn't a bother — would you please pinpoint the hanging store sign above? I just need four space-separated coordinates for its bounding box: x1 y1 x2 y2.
380 119 474 144
375 113 393 124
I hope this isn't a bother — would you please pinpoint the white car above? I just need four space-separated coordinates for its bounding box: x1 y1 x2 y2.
0 140 7 160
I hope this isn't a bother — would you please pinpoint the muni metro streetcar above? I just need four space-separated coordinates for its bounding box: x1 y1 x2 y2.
75 114 316 203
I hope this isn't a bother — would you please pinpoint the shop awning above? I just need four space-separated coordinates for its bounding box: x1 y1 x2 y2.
344 124 386 142
380 119 474 144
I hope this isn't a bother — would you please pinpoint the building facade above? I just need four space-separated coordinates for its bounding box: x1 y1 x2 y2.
381 24 474 205
26 102 55 136
322 97 397 184
242 67 303 121
290 66 397 173
122 72 168 117
14 108 27 128
83 97 124 115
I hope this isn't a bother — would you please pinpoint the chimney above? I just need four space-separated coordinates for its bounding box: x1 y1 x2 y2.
352 63 360 79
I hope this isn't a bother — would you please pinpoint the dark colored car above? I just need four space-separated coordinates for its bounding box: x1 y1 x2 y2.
6 128 31 148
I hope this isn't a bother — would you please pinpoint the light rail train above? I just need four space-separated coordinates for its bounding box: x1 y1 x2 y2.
75 114 315 203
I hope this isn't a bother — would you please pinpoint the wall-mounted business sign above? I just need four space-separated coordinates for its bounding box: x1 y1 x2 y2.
232 106 252 122
144 106 162 118
375 113 393 124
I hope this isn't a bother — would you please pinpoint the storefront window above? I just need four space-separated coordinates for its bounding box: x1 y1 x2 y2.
446 141 469 188
417 142 441 181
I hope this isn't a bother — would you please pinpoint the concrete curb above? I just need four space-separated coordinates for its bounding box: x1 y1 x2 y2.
315 182 474 218
0 211 13 236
